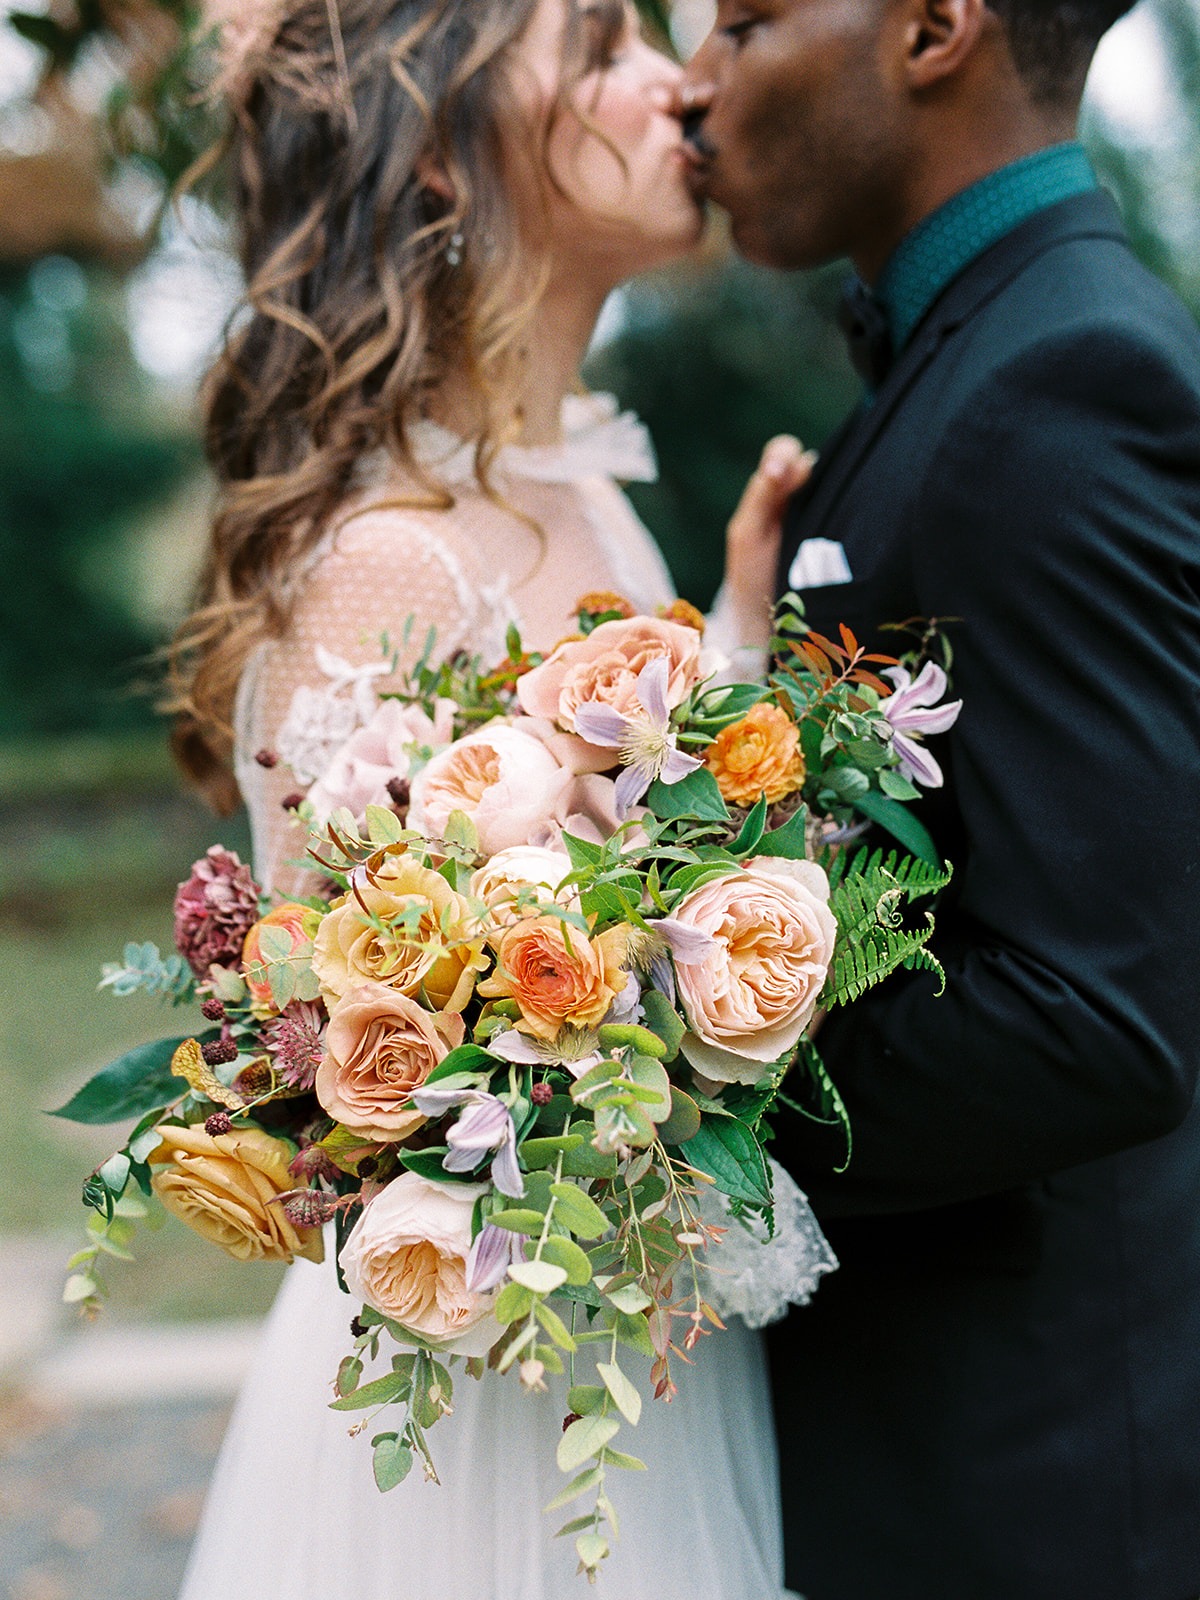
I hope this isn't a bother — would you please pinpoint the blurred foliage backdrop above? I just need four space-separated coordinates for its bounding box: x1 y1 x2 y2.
2 0 1199 1321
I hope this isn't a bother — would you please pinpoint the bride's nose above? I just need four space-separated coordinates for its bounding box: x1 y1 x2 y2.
642 47 685 111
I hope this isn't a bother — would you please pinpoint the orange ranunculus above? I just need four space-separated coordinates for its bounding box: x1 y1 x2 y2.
242 902 322 1016
705 702 806 808
312 850 486 1013
479 915 629 1042
149 1123 324 1264
316 983 465 1142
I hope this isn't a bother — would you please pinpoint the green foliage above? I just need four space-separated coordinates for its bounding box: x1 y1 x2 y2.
822 847 952 1008
50 1033 188 1124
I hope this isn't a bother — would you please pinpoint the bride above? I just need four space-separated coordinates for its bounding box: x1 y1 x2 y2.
168 2 822 1595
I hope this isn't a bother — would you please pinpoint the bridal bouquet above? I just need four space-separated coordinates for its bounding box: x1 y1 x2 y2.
58 594 958 1579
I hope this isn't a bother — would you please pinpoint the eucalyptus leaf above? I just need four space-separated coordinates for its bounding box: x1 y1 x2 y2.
372 1434 414 1491
550 1183 610 1240
596 1359 642 1425
557 1414 621 1474
508 1259 568 1294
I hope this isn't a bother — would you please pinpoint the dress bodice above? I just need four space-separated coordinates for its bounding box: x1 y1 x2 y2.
234 395 676 892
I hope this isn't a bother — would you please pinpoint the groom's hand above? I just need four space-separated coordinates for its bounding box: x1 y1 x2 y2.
724 435 815 629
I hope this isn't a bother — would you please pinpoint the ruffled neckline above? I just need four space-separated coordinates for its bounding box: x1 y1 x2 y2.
360 392 658 489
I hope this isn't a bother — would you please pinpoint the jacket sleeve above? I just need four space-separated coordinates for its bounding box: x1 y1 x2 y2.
772 324 1200 1216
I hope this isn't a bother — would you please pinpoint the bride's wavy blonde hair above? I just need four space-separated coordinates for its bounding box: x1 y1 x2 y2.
167 0 625 810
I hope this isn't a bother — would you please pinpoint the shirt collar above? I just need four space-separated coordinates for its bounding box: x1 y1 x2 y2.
876 142 1099 353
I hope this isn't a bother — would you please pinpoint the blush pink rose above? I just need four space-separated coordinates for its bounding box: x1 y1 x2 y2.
340 1172 503 1356
407 724 571 855
672 857 837 1086
469 845 577 928
316 983 465 1142
516 617 703 732
307 697 456 825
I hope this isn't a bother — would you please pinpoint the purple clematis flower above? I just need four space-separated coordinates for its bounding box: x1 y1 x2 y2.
408 1086 525 1198
881 662 963 788
466 1222 524 1293
488 1026 604 1079
573 657 704 818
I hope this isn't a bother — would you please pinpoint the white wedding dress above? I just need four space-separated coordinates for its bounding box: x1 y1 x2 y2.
178 397 835 1600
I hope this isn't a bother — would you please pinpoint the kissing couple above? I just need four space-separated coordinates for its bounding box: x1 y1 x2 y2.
170 1 1200 1596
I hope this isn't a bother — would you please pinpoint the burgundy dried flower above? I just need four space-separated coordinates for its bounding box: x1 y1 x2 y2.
531 1082 554 1107
386 776 411 807
265 1001 326 1092
289 1141 341 1185
356 1156 379 1180
254 748 279 768
281 792 305 812
173 847 262 979
350 1316 369 1339
562 1412 581 1433
201 997 227 1022
202 1038 238 1067
204 1111 234 1136
272 1189 342 1229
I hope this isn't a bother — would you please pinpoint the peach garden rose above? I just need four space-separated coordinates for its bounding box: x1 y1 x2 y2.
406 724 571 856
469 844 577 928
671 857 837 1086
339 1171 503 1357
315 982 465 1142
516 615 703 733
312 849 485 1012
149 1123 324 1264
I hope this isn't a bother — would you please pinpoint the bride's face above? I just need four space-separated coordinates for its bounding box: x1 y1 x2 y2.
508 0 705 284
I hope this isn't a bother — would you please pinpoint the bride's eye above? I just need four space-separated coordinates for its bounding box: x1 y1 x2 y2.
580 1 630 70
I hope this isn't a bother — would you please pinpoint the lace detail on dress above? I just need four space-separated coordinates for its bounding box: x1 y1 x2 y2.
700 1160 838 1330
274 647 395 786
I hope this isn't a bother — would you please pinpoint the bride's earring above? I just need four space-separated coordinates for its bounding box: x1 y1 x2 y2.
446 231 464 268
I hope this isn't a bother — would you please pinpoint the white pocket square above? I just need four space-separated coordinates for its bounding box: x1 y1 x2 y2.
788 538 853 591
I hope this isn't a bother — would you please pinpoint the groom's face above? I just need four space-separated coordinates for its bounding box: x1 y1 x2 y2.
683 0 910 271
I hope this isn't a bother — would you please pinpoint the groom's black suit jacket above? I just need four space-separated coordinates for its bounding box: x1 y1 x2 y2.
769 190 1200 1600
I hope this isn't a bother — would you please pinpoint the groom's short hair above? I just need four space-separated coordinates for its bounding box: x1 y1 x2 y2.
985 0 1137 103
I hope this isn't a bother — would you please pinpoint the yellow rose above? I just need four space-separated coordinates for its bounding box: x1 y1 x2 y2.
149 1123 324 1264
705 702 806 808
479 915 629 1041
312 850 486 1013
316 983 465 1143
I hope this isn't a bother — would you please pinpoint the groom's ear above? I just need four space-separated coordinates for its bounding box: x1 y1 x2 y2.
900 0 991 88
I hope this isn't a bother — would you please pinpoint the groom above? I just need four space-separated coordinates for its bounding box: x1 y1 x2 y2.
683 2 1200 1597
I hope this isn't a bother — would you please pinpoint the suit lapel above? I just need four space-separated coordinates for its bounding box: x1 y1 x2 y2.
779 189 1131 589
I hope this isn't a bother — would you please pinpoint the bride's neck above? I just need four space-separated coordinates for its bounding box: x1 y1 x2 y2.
430 276 610 449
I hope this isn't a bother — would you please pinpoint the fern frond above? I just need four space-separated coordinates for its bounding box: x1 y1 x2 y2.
822 849 952 1009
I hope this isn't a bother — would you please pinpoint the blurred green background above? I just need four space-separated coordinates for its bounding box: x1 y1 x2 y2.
3 0 1200 1333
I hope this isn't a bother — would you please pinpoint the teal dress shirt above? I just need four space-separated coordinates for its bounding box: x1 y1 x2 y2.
876 141 1099 355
